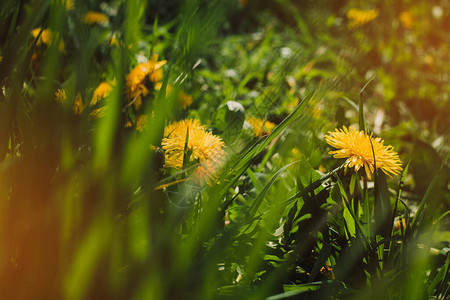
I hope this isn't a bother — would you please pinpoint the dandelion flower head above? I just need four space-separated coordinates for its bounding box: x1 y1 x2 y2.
74 93 84 116
165 85 193 109
31 28 65 51
31 28 52 45
347 8 379 29
55 89 67 103
399 11 414 29
65 0 74 10
246 117 276 137
90 81 113 106
84 11 109 25
89 107 107 119
126 54 166 109
162 119 225 183
325 126 402 179
179 91 193 109
136 114 148 132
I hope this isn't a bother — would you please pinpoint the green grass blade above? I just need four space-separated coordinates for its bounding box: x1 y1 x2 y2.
219 90 314 196
411 154 449 231
245 161 298 220
358 77 374 132
428 254 450 297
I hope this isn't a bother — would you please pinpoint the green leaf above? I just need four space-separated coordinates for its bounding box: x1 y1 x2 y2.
428 253 450 296
309 242 332 282
246 168 264 193
245 161 298 220
343 203 355 238
218 91 314 197
358 77 374 132
335 174 371 249
411 154 449 231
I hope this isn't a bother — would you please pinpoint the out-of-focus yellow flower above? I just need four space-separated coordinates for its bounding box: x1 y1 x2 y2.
246 117 276 137
325 126 402 180
193 159 219 185
89 107 107 119
347 8 379 29
320 262 335 280
84 11 109 25
399 11 413 29
393 217 406 231
55 89 67 103
90 81 113 106
65 0 74 11
318 165 327 173
162 119 225 184
31 28 51 45
287 98 299 112
108 33 118 47
31 28 65 51
55 90 90 117
179 91 193 109
74 93 84 116
291 147 301 157
424 54 434 70
126 54 166 109
165 85 193 109
136 114 148 132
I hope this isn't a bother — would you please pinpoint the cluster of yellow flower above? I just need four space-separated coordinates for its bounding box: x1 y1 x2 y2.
90 82 114 106
346 8 379 29
84 11 109 25
125 55 195 112
399 11 414 29
161 119 225 184
50 50 194 135
126 54 166 110
31 28 65 52
54 84 109 118
246 117 276 137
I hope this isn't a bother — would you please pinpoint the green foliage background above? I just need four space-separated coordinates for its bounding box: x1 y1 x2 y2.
0 0 448 299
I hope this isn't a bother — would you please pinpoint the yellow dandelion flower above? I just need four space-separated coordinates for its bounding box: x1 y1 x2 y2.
393 217 406 231
136 114 148 132
126 54 166 109
246 117 276 137
424 54 435 70
319 262 335 280
347 8 379 29
165 85 193 109
31 28 52 45
287 98 299 112
108 33 118 47
90 81 113 106
65 0 74 11
193 159 219 185
325 126 402 180
55 89 67 103
84 11 109 25
89 107 107 119
31 28 65 51
179 91 193 109
399 11 413 29
74 93 84 116
161 119 225 182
